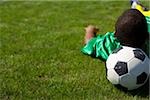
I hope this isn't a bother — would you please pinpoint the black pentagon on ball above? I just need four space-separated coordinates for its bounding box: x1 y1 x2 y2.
137 72 148 84
133 49 145 61
114 61 128 76
112 46 123 53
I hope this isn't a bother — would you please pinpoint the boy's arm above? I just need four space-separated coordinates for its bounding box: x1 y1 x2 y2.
81 31 121 61
81 37 97 56
81 25 99 56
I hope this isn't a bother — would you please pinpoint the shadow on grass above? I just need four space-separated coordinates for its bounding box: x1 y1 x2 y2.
115 79 149 98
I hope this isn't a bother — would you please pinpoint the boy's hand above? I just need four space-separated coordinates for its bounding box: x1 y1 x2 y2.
85 25 99 34
84 25 99 44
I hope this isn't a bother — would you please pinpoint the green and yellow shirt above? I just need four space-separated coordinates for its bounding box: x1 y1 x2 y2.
81 17 150 61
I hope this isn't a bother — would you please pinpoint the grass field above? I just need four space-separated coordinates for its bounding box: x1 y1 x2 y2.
0 1 149 100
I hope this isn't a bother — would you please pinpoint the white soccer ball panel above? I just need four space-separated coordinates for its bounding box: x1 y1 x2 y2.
116 47 134 62
106 54 119 69
119 73 138 90
122 46 135 50
141 56 150 75
107 69 119 84
128 58 144 76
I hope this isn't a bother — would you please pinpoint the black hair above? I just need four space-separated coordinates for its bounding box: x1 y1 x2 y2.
115 9 148 48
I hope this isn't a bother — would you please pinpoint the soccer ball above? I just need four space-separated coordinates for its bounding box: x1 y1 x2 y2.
106 46 150 90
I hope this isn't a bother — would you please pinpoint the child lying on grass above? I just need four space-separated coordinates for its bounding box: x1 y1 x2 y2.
81 0 150 61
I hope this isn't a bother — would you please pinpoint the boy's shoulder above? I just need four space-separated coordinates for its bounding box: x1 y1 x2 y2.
96 32 115 39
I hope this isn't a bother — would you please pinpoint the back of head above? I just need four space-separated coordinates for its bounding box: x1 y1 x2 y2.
115 9 148 48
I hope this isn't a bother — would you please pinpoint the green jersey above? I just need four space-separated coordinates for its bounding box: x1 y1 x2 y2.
146 16 150 33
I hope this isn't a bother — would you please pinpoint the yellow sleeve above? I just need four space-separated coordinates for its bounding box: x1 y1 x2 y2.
136 4 150 17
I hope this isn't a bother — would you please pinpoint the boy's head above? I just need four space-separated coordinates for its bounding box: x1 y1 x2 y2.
115 9 148 48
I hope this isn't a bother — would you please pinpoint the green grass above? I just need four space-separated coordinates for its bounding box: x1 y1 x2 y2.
0 1 149 100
